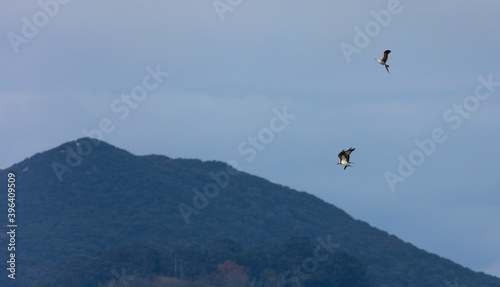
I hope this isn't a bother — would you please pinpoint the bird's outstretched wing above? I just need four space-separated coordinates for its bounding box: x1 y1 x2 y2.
344 147 355 162
338 150 346 161
385 65 390 74
381 50 391 62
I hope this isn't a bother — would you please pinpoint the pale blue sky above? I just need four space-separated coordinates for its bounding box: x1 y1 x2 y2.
1 0 500 278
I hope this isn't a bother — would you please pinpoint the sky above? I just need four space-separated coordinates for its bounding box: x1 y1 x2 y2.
1 0 500 279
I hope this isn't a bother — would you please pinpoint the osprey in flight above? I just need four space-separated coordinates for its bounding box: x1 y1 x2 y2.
338 147 355 170
376 50 391 74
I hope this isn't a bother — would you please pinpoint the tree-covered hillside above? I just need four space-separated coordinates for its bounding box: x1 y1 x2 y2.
36 237 372 287
0 138 498 286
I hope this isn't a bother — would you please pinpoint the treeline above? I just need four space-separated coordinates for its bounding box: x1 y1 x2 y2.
35 237 372 287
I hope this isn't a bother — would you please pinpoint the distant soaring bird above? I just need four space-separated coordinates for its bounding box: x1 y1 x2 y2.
338 147 355 170
375 50 391 74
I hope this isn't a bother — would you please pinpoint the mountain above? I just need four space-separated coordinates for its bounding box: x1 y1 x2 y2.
0 138 498 286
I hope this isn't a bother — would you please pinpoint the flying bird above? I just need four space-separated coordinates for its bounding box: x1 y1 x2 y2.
375 50 391 74
338 147 355 170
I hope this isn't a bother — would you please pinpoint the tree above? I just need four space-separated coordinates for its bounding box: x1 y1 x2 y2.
216 260 249 287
